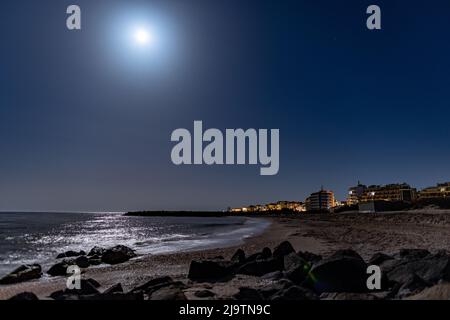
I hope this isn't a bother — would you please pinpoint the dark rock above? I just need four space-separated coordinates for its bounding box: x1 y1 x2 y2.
55 283 140 301
50 279 100 300
194 290 215 298
56 250 86 259
379 257 404 275
212 255 225 260
387 253 450 284
395 274 431 298
298 251 322 264
378 271 392 291
369 253 394 266
273 241 295 259
8 292 39 300
271 285 318 300
75 256 90 268
308 251 368 293
49 290 75 300
134 276 174 291
398 249 431 261
386 268 415 285
103 283 123 295
260 271 284 281
101 245 136 265
241 248 271 263
231 249 246 263
261 247 272 259
237 258 284 277
65 279 101 295
283 253 304 271
150 286 187 300
0 264 42 284
233 287 264 300
86 278 101 288
259 279 294 299
244 252 262 263
132 276 186 296
47 261 71 277
284 253 310 284
88 246 106 257
188 260 233 281
330 249 364 261
88 257 102 266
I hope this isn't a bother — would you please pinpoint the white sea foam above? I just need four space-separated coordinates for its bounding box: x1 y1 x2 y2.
0 212 270 277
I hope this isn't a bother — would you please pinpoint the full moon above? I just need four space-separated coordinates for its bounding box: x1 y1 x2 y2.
133 28 153 46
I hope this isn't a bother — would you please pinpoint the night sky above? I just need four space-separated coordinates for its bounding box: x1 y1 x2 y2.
1 0 449 212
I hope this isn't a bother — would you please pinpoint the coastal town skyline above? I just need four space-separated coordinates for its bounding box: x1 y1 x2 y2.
0 178 449 213
231 180 450 213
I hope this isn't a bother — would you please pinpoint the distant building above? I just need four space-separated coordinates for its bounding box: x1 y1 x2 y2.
305 188 335 211
419 182 450 199
347 182 367 205
282 201 306 212
231 200 305 213
334 200 347 207
273 201 305 211
292 202 306 212
359 183 417 203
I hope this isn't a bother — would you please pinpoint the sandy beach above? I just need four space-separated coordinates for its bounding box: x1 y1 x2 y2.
2 209 450 300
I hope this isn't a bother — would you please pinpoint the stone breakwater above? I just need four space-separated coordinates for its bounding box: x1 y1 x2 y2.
2 240 450 300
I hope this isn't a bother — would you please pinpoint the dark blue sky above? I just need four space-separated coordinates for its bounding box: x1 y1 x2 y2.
1 0 449 211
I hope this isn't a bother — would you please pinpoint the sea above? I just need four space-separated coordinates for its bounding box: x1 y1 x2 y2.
0 212 270 277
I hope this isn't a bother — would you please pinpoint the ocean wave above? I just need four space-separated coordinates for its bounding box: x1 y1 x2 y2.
133 233 195 246
197 222 245 228
0 213 271 278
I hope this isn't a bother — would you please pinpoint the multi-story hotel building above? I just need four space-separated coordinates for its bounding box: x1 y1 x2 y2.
347 182 367 205
419 182 450 199
305 189 335 211
359 183 417 203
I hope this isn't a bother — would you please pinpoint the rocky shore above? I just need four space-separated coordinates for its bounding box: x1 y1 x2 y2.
3 240 450 300
0 245 137 285
2 211 450 300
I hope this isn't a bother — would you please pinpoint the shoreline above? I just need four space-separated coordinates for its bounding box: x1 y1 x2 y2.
0 217 281 300
2 210 450 299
